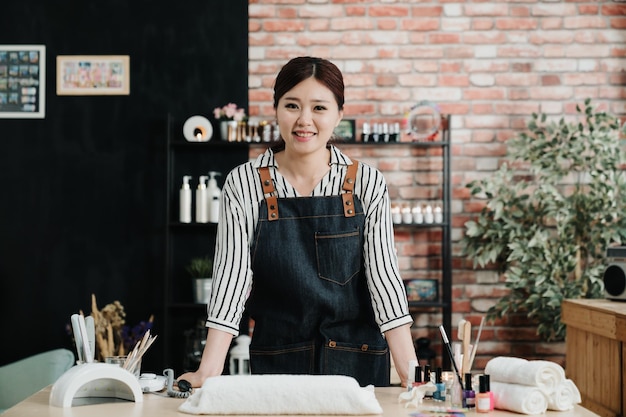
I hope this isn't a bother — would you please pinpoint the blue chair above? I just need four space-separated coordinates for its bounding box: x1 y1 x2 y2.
0 348 75 413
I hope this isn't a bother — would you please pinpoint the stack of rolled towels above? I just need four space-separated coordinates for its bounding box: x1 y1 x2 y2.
484 356 582 414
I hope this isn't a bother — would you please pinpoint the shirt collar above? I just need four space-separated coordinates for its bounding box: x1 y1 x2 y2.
252 144 353 169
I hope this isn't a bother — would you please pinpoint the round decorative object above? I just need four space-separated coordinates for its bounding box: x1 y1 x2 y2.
183 115 213 142
404 101 441 142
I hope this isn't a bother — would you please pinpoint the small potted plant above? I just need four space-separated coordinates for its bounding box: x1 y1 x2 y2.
186 256 213 304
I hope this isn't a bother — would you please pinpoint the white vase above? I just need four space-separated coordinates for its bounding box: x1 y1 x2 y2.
220 120 237 141
192 278 212 304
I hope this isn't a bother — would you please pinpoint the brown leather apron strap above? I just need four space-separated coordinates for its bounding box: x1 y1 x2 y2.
342 160 358 218
259 161 358 220
258 167 279 221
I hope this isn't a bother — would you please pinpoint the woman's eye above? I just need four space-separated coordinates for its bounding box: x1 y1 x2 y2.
285 103 298 109
314 105 327 111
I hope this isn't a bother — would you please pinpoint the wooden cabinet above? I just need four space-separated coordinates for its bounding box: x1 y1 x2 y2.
561 299 626 417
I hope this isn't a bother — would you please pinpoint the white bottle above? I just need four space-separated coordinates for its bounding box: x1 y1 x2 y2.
196 175 209 223
207 171 222 223
179 175 192 223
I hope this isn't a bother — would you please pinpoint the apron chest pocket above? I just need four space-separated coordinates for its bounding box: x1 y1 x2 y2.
315 228 361 285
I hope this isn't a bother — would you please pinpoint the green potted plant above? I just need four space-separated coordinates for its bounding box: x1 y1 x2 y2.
186 256 214 304
462 98 626 341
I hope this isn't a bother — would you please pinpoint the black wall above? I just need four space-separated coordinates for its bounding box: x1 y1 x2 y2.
0 1 248 369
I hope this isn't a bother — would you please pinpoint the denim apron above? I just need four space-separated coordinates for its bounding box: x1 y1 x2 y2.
246 161 390 387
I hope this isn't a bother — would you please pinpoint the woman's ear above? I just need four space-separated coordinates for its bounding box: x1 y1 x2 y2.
335 110 344 128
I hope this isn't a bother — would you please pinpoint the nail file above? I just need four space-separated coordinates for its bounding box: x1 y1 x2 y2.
85 315 95 362
70 314 84 363
77 314 93 363
461 320 471 375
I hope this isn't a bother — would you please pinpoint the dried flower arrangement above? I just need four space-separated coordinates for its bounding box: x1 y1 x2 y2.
68 294 153 361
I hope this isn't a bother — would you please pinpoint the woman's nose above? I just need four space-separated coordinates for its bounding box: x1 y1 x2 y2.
297 108 312 125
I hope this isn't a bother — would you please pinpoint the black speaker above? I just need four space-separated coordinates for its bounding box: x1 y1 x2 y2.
604 247 626 300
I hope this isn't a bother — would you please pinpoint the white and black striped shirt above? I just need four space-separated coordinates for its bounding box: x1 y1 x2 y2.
207 145 412 335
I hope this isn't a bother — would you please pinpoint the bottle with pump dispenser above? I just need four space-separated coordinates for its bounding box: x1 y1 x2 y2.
206 171 222 223
196 176 209 223
180 175 192 223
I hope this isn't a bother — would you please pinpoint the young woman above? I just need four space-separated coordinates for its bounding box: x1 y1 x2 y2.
179 56 417 387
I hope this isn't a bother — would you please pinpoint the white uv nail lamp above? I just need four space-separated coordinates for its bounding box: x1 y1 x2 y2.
50 362 143 408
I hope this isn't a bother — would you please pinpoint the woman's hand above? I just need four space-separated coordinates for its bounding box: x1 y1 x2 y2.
178 327 234 387
177 370 210 389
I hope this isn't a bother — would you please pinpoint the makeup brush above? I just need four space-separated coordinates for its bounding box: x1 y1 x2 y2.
439 325 464 388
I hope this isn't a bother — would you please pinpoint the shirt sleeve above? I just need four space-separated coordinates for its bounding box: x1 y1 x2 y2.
205 164 257 336
357 164 413 333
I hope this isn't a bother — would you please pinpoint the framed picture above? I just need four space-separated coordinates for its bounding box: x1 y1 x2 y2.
334 119 356 142
405 279 438 302
0 45 46 119
56 55 130 96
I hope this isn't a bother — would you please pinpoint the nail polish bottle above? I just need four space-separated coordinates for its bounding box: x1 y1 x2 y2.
464 373 475 408
476 375 490 413
433 367 446 401
485 374 494 410
423 365 432 397
412 365 424 387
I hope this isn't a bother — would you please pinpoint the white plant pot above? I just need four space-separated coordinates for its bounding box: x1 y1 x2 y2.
193 278 212 304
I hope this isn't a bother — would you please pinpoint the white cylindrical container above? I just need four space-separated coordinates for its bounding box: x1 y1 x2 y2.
391 203 402 224
179 175 192 223
195 176 208 223
434 203 443 223
424 203 434 224
412 203 423 224
207 171 222 223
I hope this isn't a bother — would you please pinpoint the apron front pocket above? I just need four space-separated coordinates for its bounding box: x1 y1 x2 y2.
249 340 316 375
315 228 361 285
322 339 390 387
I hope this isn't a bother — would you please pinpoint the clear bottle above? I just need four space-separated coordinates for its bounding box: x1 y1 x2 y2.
449 374 463 408
179 175 192 223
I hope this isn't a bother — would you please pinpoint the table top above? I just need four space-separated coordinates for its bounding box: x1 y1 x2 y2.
562 298 626 341
3 386 600 417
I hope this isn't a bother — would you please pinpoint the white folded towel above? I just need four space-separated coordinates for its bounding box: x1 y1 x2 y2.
491 381 548 415
178 374 383 415
485 356 565 394
548 379 582 411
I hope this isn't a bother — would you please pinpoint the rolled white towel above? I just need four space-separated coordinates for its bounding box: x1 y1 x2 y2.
178 374 383 415
548 379 582 411
491 381 549 415
485 356 565 394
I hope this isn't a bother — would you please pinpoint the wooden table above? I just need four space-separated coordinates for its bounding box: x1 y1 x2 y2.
2 385 600 417
562 298 626 417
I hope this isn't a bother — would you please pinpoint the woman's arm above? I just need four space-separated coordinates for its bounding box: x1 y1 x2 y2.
178 327 234 387
385 323 418 387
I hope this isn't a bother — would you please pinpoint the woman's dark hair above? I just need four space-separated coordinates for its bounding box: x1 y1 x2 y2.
273 57 344 111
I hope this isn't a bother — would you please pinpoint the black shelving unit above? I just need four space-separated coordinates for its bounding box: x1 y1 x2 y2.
402 116 452 369
163 115 452 372
163 115 249 373
352 116 452 369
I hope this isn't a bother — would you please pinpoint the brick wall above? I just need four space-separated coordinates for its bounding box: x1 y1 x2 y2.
247 0 626 371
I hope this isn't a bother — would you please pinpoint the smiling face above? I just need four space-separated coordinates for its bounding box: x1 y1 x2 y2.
275 77 344 157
